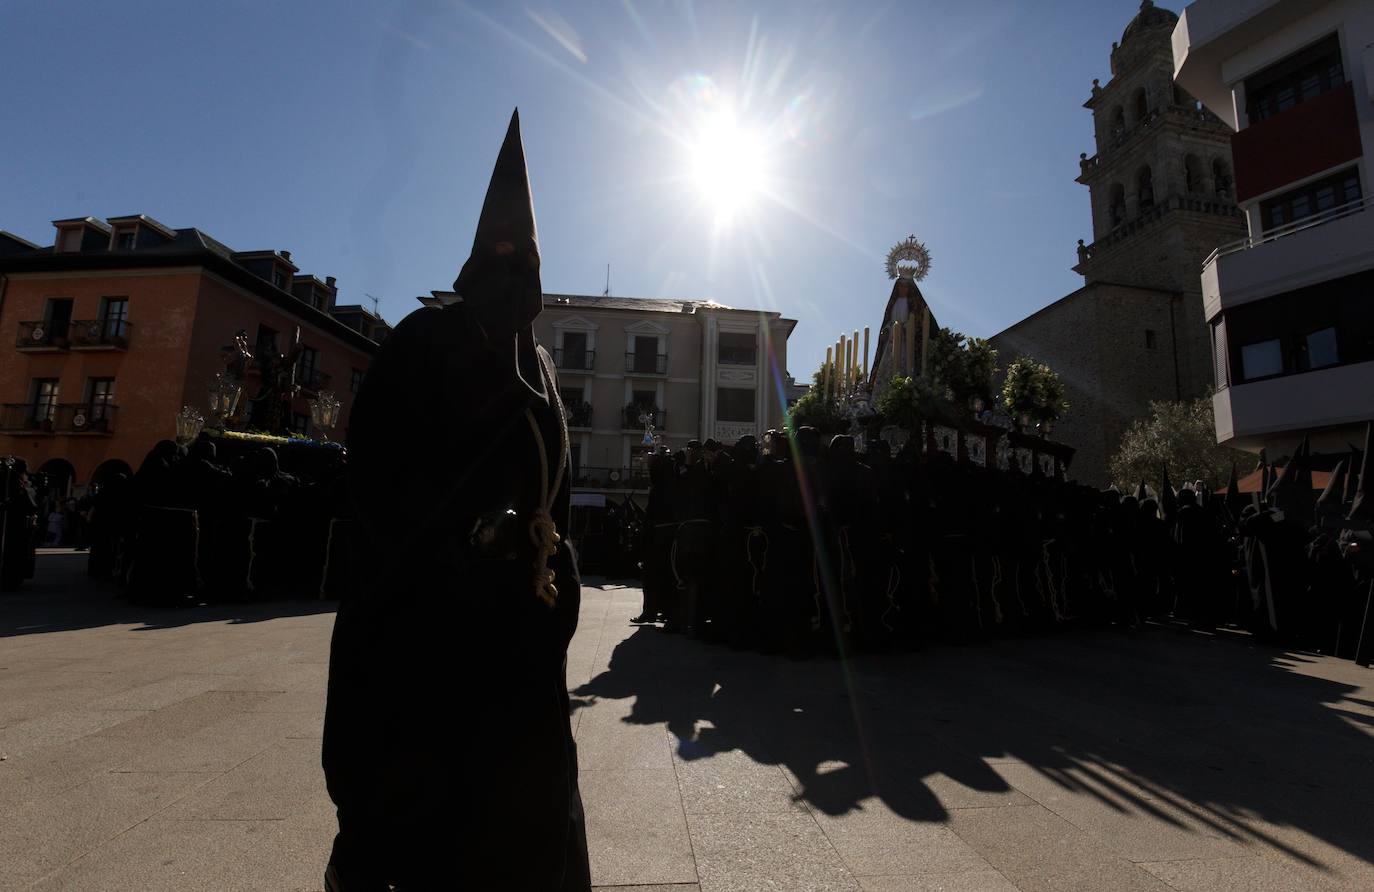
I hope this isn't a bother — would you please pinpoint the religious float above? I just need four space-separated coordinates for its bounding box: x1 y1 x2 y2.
170 327 346 479
790 236 1076 479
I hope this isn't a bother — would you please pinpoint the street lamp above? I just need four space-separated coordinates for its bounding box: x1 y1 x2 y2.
308 390 341 441
207 372 244 429
175 405 205 445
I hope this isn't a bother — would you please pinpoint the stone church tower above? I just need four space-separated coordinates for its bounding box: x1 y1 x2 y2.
989 1 1247 485
1074 0 1246 294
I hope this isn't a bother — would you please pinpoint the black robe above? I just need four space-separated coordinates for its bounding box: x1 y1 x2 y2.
322 303 589 889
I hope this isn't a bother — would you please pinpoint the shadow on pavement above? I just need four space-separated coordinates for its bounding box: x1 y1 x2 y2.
576 623 1374 875
0 552 336 637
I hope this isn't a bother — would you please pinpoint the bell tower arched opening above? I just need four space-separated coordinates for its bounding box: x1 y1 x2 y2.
1136 165 1155 210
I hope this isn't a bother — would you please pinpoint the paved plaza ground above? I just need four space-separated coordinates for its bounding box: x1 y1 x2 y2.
2 552 1372 891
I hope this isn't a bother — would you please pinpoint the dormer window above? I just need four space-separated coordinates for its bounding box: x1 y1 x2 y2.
272 268 287 290
114 229 136 251
58 228 83 253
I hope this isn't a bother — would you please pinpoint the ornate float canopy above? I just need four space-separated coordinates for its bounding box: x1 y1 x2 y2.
885 234 932 282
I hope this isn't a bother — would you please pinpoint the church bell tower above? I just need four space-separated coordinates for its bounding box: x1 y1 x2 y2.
1073 0 1246 293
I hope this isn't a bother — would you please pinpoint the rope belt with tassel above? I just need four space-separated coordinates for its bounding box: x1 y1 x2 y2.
523 351 569 606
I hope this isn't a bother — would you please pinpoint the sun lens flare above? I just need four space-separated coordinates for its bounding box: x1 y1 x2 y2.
688 107 766 222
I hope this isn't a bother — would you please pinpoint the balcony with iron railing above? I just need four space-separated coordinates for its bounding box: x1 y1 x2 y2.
625 352 667 375
572 466 652 490
565 400 593 428
554 347 596 371
55 403 117 434
70 319 132 350
1202 194 1373 318
0 403 57 433
623 404 665 431
15 320 70 351
0 402 119 434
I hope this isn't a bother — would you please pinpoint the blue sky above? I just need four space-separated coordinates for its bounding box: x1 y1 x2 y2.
2 0 1157 378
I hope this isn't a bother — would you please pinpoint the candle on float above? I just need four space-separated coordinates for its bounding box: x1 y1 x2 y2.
845 337 853 383
838 334 847 390
824 346 833 400
892 320 904 374
833 340 842 397
862 326 870 379
921 306 931 378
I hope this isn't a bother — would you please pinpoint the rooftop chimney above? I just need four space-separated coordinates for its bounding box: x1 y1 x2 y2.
325 276 336 290
280 250 292 262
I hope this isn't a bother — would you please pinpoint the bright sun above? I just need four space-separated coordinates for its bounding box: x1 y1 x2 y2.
689 109 766 222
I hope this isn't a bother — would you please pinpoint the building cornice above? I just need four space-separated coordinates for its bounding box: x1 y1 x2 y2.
198 269 380 355
0 249 380 354
1078 105 1233 184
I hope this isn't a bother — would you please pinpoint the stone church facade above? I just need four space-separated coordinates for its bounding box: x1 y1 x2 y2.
990 0 1246 485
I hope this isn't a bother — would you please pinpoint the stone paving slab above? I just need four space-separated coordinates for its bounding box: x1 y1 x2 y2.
2 553 1373 890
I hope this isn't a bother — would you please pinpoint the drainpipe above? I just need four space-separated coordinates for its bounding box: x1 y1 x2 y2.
1168 292 1182 401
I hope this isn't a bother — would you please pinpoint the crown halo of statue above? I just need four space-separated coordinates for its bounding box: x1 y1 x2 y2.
885 234 932 282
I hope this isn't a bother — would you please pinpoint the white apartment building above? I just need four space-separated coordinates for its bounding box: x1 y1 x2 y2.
419 291 797 494
1172 0 1374 453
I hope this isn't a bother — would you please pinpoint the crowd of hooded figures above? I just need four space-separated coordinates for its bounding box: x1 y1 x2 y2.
64 439 349 604
628 424 1374 666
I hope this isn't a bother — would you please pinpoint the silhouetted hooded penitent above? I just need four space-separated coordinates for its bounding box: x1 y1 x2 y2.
1134 478 1148 503
1256 448 1270 501
326 109 590 891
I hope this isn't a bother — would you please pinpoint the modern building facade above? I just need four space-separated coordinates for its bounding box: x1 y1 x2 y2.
990 0 1247 484
419 291 797 495
0 214 390 492
1173 0 1374 453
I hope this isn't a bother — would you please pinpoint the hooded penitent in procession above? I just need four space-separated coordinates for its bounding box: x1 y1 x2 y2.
322 110 591 891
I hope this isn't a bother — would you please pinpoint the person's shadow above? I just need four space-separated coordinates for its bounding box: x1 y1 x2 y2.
575 624 1374 871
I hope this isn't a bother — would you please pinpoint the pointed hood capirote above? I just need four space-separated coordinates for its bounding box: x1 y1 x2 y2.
1350 421 1373 521
1159 464 1177 522
1344 441 1363 506
1315 459 1348 520
452 108 543 334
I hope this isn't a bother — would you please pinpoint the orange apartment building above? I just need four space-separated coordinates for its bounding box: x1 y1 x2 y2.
0 213 390 493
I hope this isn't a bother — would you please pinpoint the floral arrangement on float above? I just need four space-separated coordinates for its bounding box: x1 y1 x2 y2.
1000 356 1069 435
207 428 344 450
787 371 852 434
875 328 999 426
